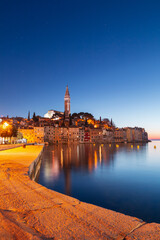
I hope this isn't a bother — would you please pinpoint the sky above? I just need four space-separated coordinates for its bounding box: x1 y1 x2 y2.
0 0 160 139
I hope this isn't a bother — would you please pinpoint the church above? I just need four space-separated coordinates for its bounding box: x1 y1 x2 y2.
44 86 71 120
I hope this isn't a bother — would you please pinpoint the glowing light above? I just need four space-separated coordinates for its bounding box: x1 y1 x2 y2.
131 145 133 148
77 145 79 158
99 146 102 163
2 122 9 129
61 148 63 167
137 145 139 149
87 119 94 125
154 145 156 149
94 150 98 168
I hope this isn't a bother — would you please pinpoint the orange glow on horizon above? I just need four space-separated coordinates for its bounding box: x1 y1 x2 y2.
148 133 160 140
149 137 160 140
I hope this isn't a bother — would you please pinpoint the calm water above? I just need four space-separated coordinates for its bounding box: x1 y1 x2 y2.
38 141 160 223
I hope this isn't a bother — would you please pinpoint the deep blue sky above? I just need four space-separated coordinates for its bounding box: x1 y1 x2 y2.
0 0 160 138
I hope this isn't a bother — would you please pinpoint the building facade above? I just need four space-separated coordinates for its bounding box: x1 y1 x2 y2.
18 128 35 143
19 127 44 144
34 127 44 143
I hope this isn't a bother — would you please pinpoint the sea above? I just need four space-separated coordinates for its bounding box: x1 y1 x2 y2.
38 140 160 223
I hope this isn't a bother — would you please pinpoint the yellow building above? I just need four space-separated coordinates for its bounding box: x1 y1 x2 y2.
18 128 34 143
34 127 44 143
19 127 44 144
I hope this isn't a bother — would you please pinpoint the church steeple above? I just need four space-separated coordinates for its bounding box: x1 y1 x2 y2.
65 85 70 97
64 85 70 119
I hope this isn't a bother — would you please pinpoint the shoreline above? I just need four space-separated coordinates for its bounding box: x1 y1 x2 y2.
0 145 160 239
46 140 151 146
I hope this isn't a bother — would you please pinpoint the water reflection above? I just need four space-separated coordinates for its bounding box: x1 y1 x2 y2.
38 142 160 223
39 143 147 191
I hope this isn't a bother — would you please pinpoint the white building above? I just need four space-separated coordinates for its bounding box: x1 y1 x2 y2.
44 110 64 119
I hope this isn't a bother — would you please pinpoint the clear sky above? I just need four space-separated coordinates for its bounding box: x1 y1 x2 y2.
0 0 160 139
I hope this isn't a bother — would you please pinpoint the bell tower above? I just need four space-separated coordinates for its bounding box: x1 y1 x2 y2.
64 85 70 119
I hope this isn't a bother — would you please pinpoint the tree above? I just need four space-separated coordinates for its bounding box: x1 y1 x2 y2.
69 114 72 126
83 112 94 119
111 118 116 128
78 112 84 118
28 111 30 121
72 113 78 119
12 125 18 137
33 112 39 122
0 123 17 142
33 112 36 120
111 118 113 126
17 131 23 140
0 123 12 138
85 119 88 127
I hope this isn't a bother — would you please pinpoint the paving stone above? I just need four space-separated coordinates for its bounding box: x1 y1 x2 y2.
126 222 160 240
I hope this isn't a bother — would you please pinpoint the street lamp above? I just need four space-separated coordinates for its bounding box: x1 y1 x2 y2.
2 122 9 129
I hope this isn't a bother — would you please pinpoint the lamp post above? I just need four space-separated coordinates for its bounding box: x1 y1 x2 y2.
0 122 11 144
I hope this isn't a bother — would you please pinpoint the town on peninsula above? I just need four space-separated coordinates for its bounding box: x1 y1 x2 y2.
0 86 148 145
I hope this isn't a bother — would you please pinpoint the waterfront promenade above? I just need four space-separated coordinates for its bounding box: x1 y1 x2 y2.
0 146 160 239
0 144 23 151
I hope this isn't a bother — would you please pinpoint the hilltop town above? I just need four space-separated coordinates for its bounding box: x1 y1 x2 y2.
0 86 148 144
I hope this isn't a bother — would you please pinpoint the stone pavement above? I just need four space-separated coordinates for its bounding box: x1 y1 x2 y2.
0 146 160 239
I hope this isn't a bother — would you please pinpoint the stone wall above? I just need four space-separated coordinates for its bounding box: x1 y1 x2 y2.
28 145 44 181
0 144 23 151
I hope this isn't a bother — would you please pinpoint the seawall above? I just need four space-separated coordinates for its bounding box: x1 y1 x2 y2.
0 145 160 239
28 145 44 181
0 143 24 151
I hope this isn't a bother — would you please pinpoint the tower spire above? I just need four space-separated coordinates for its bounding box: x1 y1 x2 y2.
65 85 70 97
64 85 70 119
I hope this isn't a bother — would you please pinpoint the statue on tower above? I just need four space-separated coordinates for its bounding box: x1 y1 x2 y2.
64 85 70 119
